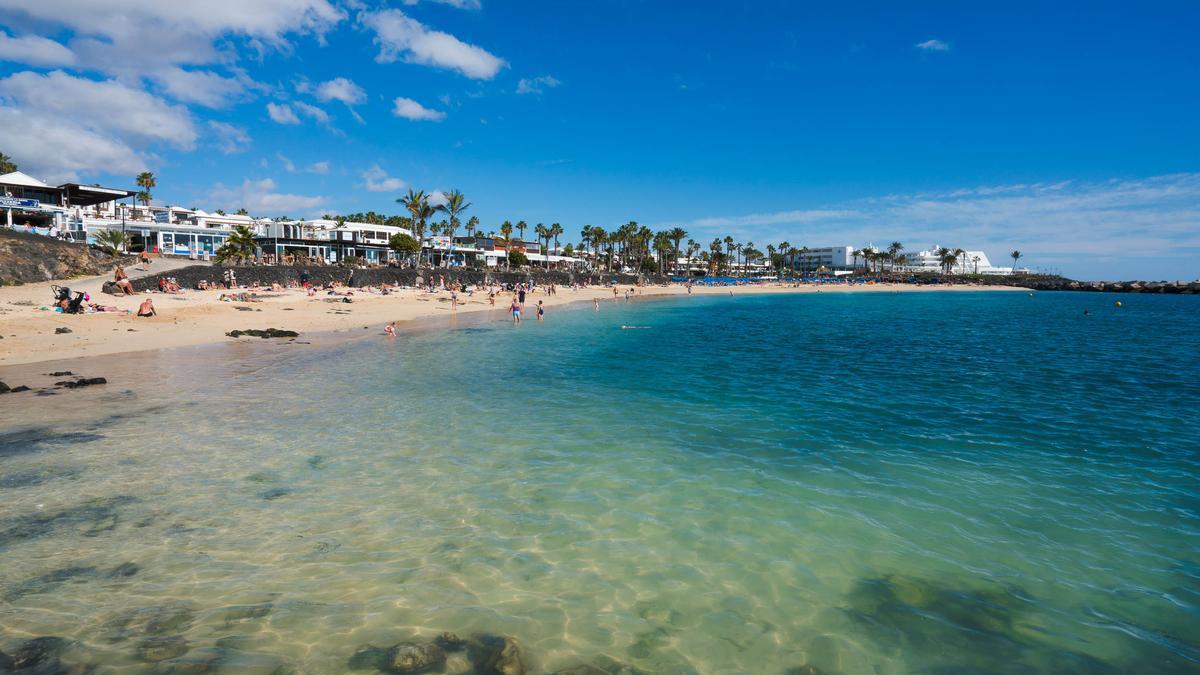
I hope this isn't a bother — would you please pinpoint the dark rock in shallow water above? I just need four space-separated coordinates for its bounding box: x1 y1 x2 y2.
257 487 294 500
56 377 107 388
0 427 105 458
4 565 98 601
388 642 446 674
348 646 391 671
0 495 135 549
0 380 9 393
0 465 81 488
222 603 273 625
12 636 70 669
468 634 527 675
109 562 140 577
433 632 466 652
47 371 74 376
104 605 196 641
306 455 324 469
138 636 190 662
0 648 12 671
226 328 300 339
11 385 31 393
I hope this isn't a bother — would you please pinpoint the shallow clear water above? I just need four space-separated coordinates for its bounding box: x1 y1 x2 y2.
2 291 1198 674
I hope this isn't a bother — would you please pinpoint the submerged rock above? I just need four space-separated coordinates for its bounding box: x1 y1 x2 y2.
104 605 196 641
0 495 135 548
11 636 70 670
433 632 466 652
0 648 12 671
222 603 273 625
388 642 446 674
552 655 643 675
258 487 294 500
348 646 391 671
138 636 190 662
4 565 97 601
468 634 526 675
109 561 141 577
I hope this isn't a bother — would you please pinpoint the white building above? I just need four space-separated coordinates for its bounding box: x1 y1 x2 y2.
797 246 857 270
898 245 1013 275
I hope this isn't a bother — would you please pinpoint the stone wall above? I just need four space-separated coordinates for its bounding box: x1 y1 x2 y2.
131 265 663 292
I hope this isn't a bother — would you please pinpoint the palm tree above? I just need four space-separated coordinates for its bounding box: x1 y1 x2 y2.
778 241 791 276
0 152 16 174
397 189 431 267
436 189 471 267
94 229 129 255
887 242 904 273
533 223 548 268
235 208 249 216
215 225 258 264
466 215 479 239
953 248 966 274
1010 250 1023 274
135 171 156 208
516 220 527 243
550 223 564 260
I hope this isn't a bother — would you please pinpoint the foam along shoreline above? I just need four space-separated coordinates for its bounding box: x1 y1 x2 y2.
0 278 1027 368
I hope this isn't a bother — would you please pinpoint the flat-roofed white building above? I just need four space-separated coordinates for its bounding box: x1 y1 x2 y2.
900 245 1013 275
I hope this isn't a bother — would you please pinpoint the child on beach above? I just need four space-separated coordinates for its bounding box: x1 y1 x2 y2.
537 300 545 321
384 322 397 337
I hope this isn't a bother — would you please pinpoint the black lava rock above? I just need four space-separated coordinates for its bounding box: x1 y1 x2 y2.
468 634 527 675
0 380 9 393
433 632 466 652
137 636 189 662
55 326 73 334
225 328 300 339
388 642 446 674
56 377 108 388
12 636 70 669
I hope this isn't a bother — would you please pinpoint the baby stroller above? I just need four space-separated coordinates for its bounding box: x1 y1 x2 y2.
51 285 86 314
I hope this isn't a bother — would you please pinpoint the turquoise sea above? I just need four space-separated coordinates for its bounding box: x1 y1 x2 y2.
1 290 1198 673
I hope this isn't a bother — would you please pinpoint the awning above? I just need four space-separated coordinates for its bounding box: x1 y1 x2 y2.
60 183 137 207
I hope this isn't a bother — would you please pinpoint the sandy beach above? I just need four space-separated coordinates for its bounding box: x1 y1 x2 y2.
0 270 1027 367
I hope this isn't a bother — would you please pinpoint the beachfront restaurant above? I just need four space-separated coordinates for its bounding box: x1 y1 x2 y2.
256 220 413 264
2 171 136 240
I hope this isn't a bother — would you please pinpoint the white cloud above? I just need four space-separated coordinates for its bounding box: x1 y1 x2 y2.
293 100 330 124
0 30 75 67
516 74 560 95
392 96 446 121
427 189 448 207
0 108 144 183
276 153 297 172
0 70 197 148
267 102 301 124
915 39 950 52
210 177 325 216
314 77 366 105
153 67 246 108
208 121 251 154
360 9 505 80
361 165 406 192
307 161 330 174
1 0 344 45
402 0 482 8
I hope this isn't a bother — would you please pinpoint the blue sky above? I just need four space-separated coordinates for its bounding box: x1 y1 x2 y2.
1 1 1197 279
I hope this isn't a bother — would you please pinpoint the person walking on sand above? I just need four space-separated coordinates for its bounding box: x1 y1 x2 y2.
511 297 522 324
139 250 151 271
518 286 526 307
537 300 545 322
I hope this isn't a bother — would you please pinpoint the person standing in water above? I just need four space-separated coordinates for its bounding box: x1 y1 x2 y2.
537 300 545 322
594 297 599 311
511 297 522 323
518 286 526 307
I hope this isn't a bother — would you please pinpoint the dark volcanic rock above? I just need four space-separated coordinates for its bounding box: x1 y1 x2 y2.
11 385 31 392
257 487 294 500
468 634 527 675
55 326 73 334
47 371 74 376
4 564 98 601
11 636 70 669
56 377 108 388
388 642 446 674
226 328 300 339
138 636 190 662
0 495 136 548
0 465 82 488
0 648 13 671
433 632 466 651
0 380 9 394
221 603 272 625
109 561 141 577
103 605 196 641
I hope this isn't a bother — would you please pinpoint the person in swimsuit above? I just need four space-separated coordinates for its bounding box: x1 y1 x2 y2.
511 297 522 323
114 266 136 295
536 300 545 321
518 287 526 306
594 298 599 311
384 322 397 336
136 298 156 317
